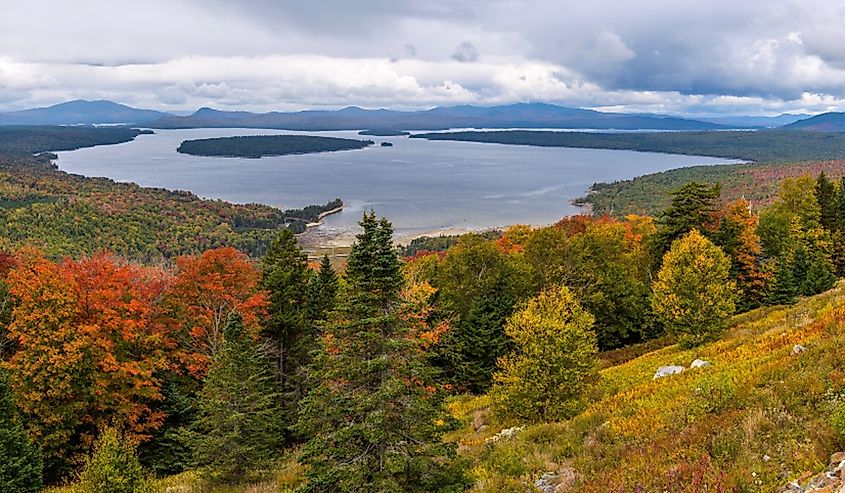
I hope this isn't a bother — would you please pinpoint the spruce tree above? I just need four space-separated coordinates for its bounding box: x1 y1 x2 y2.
296 212 468 493
185 312 283 483
815 172 838 231
0 369 42 493
656 181 720 254
76 428 151 493
837 177 845 230
767 253 797 305
306 255 338 322
801 252 837 296
792 242 809 290
261 228 310 431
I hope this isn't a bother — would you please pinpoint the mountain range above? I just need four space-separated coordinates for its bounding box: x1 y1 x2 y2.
0 99 838 131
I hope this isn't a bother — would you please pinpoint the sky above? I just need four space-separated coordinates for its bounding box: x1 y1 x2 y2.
1 0 845 116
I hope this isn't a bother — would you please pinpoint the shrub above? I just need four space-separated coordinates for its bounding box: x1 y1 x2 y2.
76 428 152 493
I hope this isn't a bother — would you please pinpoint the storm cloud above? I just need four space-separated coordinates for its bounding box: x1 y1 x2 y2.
1 0 845 115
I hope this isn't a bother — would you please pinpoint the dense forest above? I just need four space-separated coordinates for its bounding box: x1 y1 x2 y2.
0 125 149 158
176 135 375 158
4 154 845 491
358 129 410 136
411 129 845 162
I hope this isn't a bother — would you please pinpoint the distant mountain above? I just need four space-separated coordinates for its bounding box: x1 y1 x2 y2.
783 112 845 131
696 113 812 128
151 102 729 131
0 100 169 126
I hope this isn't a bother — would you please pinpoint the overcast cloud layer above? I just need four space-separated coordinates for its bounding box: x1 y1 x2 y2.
2 0 845 115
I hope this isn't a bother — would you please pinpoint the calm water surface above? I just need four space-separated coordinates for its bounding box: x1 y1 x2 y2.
55 128 739 238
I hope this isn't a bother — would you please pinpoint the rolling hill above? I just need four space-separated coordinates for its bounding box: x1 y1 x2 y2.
784 112 845 131
0 100 168 126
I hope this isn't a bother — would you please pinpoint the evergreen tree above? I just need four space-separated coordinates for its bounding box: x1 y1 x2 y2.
802 252 837 296
76 428 151 493
185 312 283 483
0 369 42 493
655 181 720 254
791 242 809 290
816 172 838 231
306 255 338 322
837 176 845 230
767 253 797 305
261 228 310 431
296 212 468 493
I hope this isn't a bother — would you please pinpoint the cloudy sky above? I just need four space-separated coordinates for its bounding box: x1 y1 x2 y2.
2 0 845 115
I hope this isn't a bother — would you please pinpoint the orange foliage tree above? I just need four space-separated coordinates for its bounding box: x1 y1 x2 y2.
4 250 174 469
166 247 268 377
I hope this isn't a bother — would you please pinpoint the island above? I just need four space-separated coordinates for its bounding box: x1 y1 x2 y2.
380 142 393 147
358 129 410 137
176 135 375 158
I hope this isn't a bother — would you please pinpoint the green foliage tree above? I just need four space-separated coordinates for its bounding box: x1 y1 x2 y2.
801 251 837 296
655 181 720 254
185 312 283 484
837 176 845 230
296 212 468 493
767 253 798 305
490 286 598 423
76 428 151 493
652 229 737 348
815 172 838 231
261 228 311 432
306 255 338 322
0 369 42 493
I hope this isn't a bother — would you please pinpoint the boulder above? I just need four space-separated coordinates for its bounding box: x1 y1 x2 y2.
793 344 807 355
653 365 685 380
690 359 711 369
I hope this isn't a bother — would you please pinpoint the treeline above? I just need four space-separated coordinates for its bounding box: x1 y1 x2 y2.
0 158 340 260
176 135 375 158
411 129 845 162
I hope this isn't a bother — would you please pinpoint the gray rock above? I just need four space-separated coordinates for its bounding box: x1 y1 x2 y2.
793 344 807 355
535 471 557 493
690 359 711 369
653 365 685 380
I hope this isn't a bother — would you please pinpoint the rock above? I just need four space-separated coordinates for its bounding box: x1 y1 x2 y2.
831 452 845 466
763 454 771 462
535 471 557 493
653 365 685 380
690 359 711 369
793 344 807 354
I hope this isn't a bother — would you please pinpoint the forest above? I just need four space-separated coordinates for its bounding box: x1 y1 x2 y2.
0 126 149 158
176 135 375 158
411 129 845 162
4 155 845 491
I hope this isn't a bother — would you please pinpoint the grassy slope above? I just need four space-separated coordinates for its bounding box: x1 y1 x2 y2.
447 284 845 492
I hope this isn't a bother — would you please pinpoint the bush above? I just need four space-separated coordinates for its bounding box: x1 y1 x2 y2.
76 428 152 493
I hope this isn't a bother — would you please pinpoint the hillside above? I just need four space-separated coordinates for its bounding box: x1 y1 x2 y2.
150 102 728 131
785 112 845 131
448 284 845 492
0 100 168 126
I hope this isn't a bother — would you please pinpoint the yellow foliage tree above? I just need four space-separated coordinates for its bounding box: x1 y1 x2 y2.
652 229 737 348
490 286 597 422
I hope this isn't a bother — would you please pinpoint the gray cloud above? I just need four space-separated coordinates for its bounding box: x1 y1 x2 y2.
2 0 845 115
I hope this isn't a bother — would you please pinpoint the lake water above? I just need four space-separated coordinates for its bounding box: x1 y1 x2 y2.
54 128 739 239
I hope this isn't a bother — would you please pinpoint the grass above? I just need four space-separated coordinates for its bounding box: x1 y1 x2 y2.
446 283 845 492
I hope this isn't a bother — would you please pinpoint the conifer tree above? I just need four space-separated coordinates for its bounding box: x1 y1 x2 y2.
76 428 151 493
767 253 798 305
816 172 838 231
655 181 720 254
306 255 338 322
801 251 837 296
837 176 845 230
185 312 283 483
792 242 809 290
0 369 42 493
296 212 468 493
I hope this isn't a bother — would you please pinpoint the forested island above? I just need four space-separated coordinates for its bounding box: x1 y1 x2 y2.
176 134 375 158
0 125 148 158
358 129 410 136
411 129 845 162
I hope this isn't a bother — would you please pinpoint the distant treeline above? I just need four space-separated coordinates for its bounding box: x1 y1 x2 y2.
358 129 410 136
177 135 375 158
0 126 147 158
401 230 503 257
411 130 845 163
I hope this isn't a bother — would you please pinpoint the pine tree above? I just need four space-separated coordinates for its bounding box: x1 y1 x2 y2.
76 428 151 493
801 251 837 296
185 312 283 483
837 177 845 230
792 242 809 290
816 172 838 231
0 369 42 493
296 212 468 493
767 253 797 305
655 181 721 254
306 255 338 322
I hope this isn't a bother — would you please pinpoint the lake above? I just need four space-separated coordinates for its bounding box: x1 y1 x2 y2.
54 128 740 240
